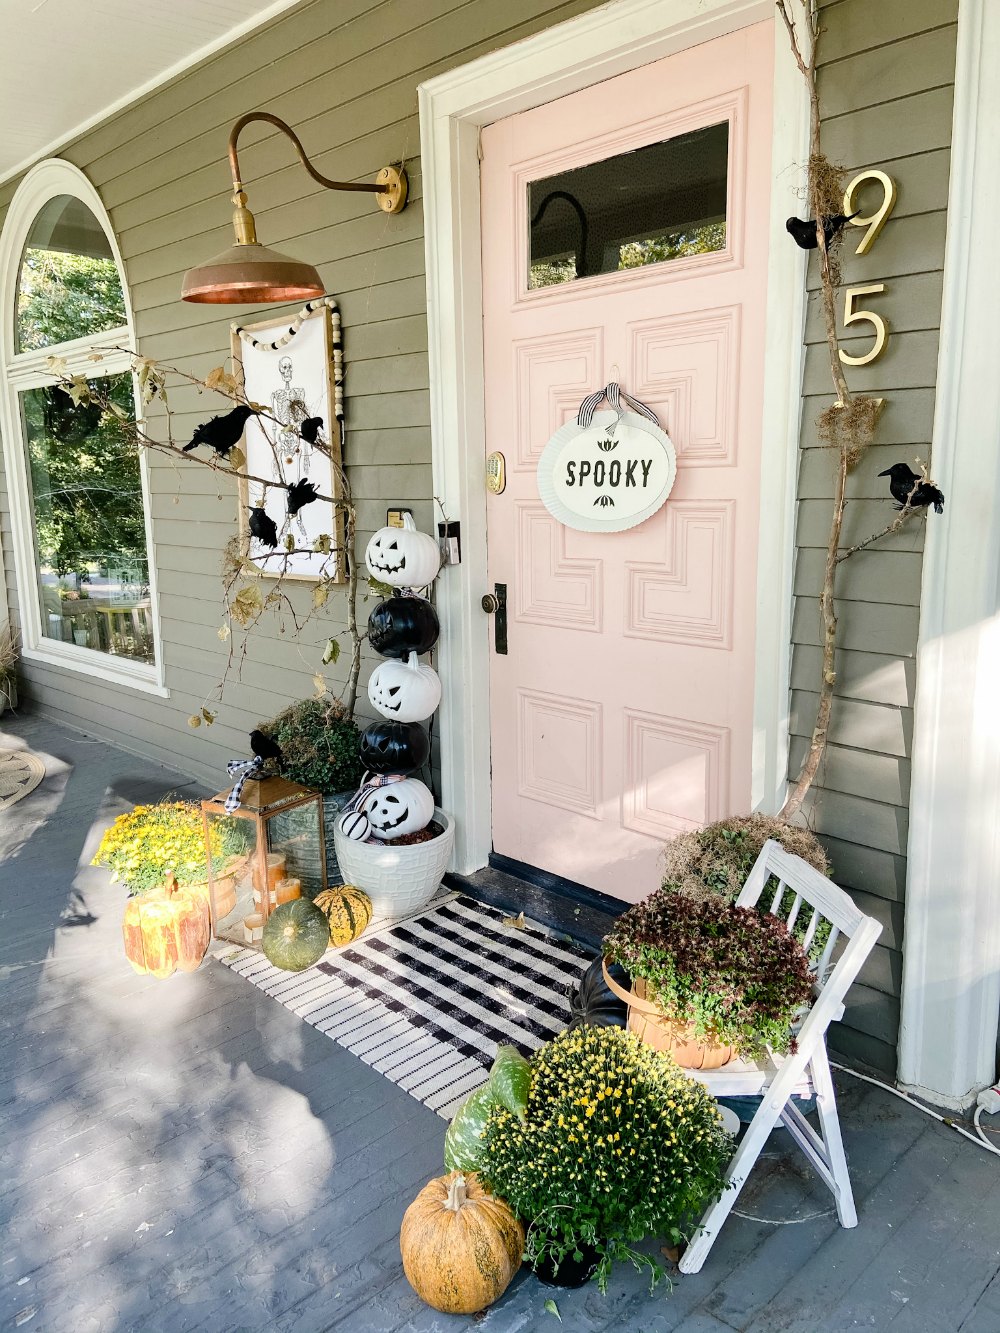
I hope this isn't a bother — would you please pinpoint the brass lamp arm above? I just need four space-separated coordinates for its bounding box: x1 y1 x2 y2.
228 112 386 198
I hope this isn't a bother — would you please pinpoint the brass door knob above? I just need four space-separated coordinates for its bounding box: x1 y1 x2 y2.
481 593 500 614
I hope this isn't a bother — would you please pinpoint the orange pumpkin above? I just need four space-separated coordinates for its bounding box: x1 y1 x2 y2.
400 1171 524 1315
122 878 210 979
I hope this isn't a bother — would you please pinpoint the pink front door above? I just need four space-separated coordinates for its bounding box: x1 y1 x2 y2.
481 22 774 903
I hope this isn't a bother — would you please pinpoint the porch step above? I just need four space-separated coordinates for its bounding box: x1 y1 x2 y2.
445 854 624 951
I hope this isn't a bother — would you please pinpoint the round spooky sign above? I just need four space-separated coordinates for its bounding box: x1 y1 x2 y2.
536 409 676 532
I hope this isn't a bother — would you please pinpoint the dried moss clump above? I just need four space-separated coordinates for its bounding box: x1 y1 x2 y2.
258 695 362 794
817 394 881 469
660 814 829 903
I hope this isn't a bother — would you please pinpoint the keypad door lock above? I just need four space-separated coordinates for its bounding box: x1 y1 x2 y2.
482 584 508 653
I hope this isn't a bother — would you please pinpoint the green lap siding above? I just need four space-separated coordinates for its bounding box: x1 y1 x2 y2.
797 0 959 1071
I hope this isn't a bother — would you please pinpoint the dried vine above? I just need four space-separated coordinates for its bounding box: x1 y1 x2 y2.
776 0 928 821
48 349 379 724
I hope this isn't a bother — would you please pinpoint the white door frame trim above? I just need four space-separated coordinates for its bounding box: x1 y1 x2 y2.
419 0 808 875
898 0 1000 1110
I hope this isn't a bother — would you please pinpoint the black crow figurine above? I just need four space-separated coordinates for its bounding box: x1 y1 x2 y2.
785 211 860 250
879 463 945 514
249 729 283 766
183 404 256 456
248 506 279 548
287 479 320 515
300 416 323 445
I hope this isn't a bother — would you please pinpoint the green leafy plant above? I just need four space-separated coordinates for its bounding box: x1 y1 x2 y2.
479 1027 731 1293
91 800 246 896
604 894 814 1059
258 695 362 794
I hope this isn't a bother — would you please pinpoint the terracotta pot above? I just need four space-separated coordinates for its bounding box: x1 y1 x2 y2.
601 958 735 1069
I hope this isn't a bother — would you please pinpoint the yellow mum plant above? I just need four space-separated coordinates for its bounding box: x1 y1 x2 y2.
479 1026 731 1292
92 800 245 896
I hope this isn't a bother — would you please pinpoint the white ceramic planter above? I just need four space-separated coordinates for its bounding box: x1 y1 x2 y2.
334 808 455 918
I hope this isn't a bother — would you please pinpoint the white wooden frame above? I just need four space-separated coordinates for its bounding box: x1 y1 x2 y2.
0 159 166 697
680 840 883 1273
899 0 1000 1109
419 0 809 874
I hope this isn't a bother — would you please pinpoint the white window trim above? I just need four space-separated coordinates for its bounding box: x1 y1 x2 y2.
418 0 808 874
898 0 1000 1110
0 158 167 698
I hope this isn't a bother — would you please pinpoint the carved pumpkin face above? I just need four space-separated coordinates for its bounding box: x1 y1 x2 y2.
364 777 434 840
359 721 430 775
365 513 441 589
368 652 441 723
368 596 440 658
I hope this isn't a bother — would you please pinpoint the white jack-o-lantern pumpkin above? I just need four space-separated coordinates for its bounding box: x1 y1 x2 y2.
368 651 442 723
365 512 441 589
364 778 434 840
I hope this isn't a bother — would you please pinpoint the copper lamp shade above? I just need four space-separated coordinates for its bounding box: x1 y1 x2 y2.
181 241 323 304
180 110 407 305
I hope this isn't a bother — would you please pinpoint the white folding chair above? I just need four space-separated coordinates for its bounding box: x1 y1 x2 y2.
679 839 882 1274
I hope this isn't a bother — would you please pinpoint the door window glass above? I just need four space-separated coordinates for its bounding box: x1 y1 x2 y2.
528 122 729 289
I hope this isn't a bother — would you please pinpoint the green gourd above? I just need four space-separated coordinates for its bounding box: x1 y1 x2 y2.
443 1047 532 1171
262 898 330 971
444 1085 495 1172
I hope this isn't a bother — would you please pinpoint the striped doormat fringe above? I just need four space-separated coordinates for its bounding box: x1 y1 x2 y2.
216 893 595 1119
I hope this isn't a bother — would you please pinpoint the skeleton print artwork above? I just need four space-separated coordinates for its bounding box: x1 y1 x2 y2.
233 306 342 581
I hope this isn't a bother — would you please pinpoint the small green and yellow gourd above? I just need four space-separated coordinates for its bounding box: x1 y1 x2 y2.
314 885 373 947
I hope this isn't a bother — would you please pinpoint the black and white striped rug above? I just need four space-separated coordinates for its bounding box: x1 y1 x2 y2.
216 893 594 1119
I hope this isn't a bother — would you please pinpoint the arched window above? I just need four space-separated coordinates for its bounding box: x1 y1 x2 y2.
0 161 163 693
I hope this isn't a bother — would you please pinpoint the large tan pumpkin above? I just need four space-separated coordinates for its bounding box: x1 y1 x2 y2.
122 878 210 979
400 1171 524 1315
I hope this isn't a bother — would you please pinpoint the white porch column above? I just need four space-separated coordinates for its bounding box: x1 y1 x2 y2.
899 0 1000 1109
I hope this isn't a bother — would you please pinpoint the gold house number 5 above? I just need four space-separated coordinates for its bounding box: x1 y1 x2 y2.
838 169 897 367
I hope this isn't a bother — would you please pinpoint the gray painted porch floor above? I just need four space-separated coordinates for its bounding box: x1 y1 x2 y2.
2 713 999 1333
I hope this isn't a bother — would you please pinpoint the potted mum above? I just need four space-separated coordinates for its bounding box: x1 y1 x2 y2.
603 893 814 1067
92 801 249 978
257 695 363 886
479 1026 731 1291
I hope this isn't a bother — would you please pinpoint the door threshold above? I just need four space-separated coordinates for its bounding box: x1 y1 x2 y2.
444 853 624 951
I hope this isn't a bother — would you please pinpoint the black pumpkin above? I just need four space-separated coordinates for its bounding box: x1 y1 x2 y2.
359 720 430 775
566 958 628 1030
368 596 440 658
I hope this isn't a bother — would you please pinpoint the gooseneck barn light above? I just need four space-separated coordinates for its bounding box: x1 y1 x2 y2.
181 111 408 304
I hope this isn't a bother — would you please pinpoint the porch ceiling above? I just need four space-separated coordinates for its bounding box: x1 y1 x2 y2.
0 0 304 183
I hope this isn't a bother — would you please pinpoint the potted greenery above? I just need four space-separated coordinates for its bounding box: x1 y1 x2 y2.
478 1026 731 1291
257 695 363 885
602 893 814 1066
0 622 18 714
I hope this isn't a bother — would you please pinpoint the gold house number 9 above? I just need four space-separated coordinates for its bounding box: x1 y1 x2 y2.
838 169 897 367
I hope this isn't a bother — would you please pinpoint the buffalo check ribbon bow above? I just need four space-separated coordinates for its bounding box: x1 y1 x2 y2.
576 381 660 429
224 756 265 814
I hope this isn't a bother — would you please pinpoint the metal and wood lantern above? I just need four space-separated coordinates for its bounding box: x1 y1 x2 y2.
200 777 327 946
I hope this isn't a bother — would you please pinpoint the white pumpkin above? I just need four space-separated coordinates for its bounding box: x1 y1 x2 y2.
340 809 371 841
368 651 442 723
364 778 434 840
365 512 441 589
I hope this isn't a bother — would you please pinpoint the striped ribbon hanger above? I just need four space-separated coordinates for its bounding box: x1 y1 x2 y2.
577 381 660 428
342 771 406 816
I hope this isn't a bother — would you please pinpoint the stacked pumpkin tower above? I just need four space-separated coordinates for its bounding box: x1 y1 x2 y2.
346 511 443 843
